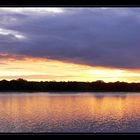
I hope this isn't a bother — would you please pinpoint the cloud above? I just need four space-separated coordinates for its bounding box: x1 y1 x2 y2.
0 8 140 69
0 8 64 14
0 28 25 39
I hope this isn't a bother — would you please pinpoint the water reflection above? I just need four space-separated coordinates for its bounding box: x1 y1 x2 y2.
0 93 139 132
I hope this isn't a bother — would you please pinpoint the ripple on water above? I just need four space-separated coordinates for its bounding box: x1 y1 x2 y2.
0 93 139 132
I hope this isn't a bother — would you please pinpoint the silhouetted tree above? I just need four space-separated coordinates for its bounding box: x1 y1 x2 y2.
0 79 139 92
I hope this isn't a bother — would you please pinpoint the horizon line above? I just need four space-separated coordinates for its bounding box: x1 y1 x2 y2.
0 78 140 84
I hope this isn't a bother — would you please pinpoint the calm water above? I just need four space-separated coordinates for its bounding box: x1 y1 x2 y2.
0 92 140 133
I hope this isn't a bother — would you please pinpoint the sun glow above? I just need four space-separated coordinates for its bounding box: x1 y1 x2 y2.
0 56 140 82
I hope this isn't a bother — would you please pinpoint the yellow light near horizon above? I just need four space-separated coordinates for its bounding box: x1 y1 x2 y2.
0 56 140 82
88 69 125 77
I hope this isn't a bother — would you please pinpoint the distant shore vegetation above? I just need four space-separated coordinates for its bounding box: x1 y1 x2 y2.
0 78 140 92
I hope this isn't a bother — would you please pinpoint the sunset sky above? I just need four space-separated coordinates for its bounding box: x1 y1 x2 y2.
1 7 140 82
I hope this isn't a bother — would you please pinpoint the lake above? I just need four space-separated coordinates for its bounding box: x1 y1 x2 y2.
0 92 140 133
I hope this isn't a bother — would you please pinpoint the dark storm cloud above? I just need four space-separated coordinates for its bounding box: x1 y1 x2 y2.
1 8 140 69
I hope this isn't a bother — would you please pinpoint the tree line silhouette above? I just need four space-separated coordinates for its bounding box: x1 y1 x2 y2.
0 78 139 92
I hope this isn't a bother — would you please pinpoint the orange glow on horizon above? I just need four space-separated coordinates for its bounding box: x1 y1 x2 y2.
0 54 140 82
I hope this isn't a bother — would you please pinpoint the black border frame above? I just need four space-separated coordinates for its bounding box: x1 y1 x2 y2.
0 1 140 136
0 0 140 7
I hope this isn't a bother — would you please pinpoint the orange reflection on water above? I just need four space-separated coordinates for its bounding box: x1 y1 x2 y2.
0 93 140 132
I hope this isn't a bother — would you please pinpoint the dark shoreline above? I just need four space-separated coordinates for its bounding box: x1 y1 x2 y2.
1 79 140 93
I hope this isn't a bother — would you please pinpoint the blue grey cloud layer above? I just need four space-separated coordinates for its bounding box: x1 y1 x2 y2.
0 8 140 69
